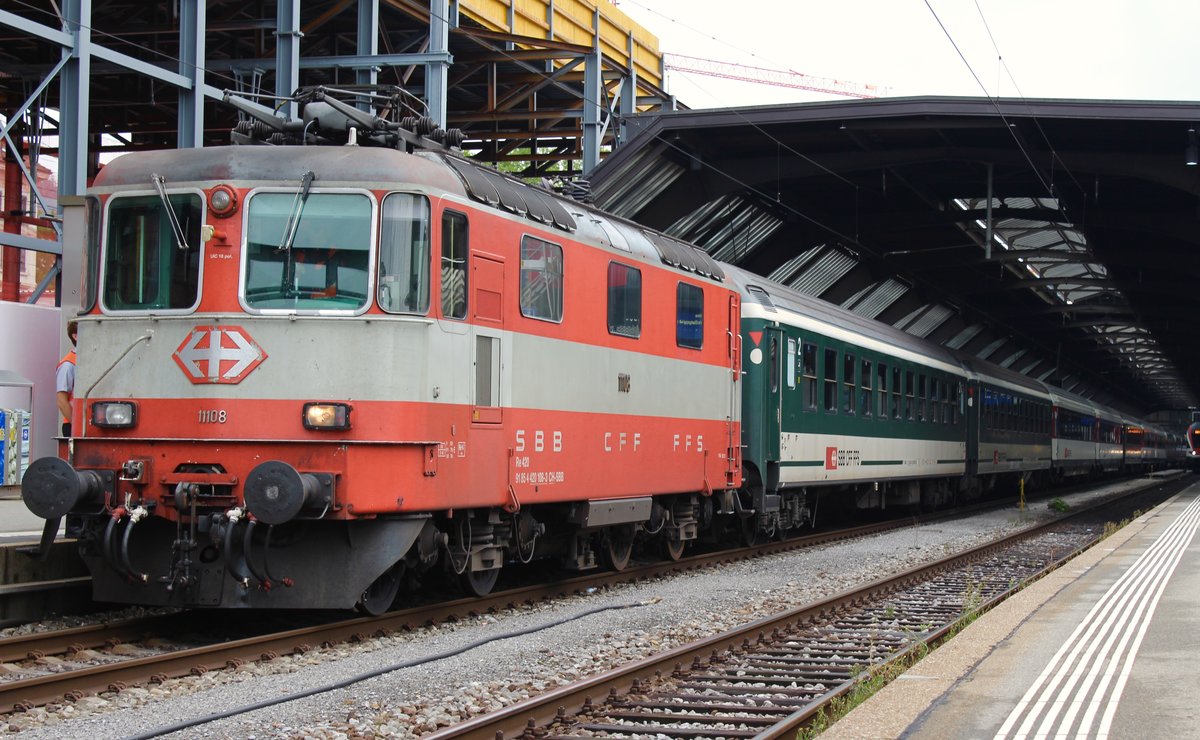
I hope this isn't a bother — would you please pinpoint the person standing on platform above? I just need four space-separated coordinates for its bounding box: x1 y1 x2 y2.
56 320 78 437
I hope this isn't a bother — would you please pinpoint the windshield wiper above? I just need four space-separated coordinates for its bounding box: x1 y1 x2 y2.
278 170 315 252
151 173 190 251
278 171 316 299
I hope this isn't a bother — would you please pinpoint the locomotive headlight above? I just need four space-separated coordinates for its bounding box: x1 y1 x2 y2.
303 402 351 430
207 185 238 218
91 401 137 428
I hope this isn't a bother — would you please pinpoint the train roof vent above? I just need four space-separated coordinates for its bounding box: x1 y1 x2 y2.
745 285 777 312
642 231 725 282
442 156 576 233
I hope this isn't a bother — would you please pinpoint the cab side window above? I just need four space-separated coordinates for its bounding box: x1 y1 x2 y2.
441 210 468 319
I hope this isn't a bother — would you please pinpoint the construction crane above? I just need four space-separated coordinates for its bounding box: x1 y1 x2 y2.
662 53 886 99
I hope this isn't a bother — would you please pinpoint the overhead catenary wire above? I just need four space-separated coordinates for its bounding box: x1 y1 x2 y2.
922 0 1077 227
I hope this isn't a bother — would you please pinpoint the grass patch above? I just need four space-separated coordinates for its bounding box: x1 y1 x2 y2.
797 584 987 738
1048 498 1069 513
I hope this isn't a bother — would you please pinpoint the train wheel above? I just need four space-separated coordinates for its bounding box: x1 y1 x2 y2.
603 524 636 571
661 537 685 562
461 567 500 597
358 563 404 615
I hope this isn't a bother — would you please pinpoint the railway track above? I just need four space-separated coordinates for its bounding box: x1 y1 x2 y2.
423 475 1187 740
0 474 1179 721
0 516 919 714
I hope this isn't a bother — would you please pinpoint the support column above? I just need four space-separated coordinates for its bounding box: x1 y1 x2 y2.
177 0 206 148
617 31 636 147
59 0 91 198
427 0 450 128
581 8 602 175
3 145 22 301
275 0 301 119
356 0 379 112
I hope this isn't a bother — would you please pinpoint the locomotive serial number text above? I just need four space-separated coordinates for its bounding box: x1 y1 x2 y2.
198 409 228 424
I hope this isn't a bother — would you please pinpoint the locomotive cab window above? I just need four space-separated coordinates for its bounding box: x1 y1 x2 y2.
378 193 432 314
520 235 563 322
244 191 372 312
676 282 704 349
103 192 204 312
607 262 641 337
83 196 101 312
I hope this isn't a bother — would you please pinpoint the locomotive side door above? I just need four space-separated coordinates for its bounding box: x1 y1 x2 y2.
471 254 505 424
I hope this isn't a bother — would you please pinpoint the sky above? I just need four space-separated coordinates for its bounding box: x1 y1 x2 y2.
616 0 1200 108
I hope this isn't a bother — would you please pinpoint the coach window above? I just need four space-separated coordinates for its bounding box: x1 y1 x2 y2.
440 210 468 319
677 282 704 348
802 342 818 410
104 192 204 312
520 235 564 322
607 262 641 337
842 353 856 414
377 193 432 314
877 363 888 418
904 370 915 420
786 338 797 390
244 191 372 312
929 378 940 423
891 367 902 419
860 359 873 417
917 374 927 422
824 348 838 413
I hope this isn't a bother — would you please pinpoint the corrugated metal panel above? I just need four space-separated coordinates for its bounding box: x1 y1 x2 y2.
999 348 1028 369
667 194 781 265
1019 357 1043 375
946 323 983 350
906 304 953 338
844 278 907 320
976 336 1009 360
766 250 823 285
790 248 856 297
593 149 684 218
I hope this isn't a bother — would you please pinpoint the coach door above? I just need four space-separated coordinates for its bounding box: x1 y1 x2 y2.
964 380 979 478
471 254 504 424
764 326 784 489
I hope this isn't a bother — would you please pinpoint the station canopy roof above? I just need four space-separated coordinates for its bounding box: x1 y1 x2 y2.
589 96 1200 414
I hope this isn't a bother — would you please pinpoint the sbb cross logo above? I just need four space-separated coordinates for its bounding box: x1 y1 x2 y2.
825 446 838 470
173 326 268 384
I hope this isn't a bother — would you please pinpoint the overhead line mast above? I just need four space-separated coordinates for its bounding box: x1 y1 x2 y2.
662 53 886 99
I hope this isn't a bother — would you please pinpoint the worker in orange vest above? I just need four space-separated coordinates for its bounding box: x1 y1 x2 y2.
56 320 78 437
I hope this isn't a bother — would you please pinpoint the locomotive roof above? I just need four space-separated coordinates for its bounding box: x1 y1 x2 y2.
93 144 465 194
94 144 728 285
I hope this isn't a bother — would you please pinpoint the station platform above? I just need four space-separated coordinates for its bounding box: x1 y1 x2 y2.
0 485 59 541
827 478 1200 739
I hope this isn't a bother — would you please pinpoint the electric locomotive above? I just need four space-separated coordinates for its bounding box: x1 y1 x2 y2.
22 91 744 611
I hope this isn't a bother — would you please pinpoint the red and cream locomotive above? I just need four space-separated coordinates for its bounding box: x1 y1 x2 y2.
22 91 743 611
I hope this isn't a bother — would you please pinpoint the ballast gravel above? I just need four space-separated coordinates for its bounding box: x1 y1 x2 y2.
4 480 1149 739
